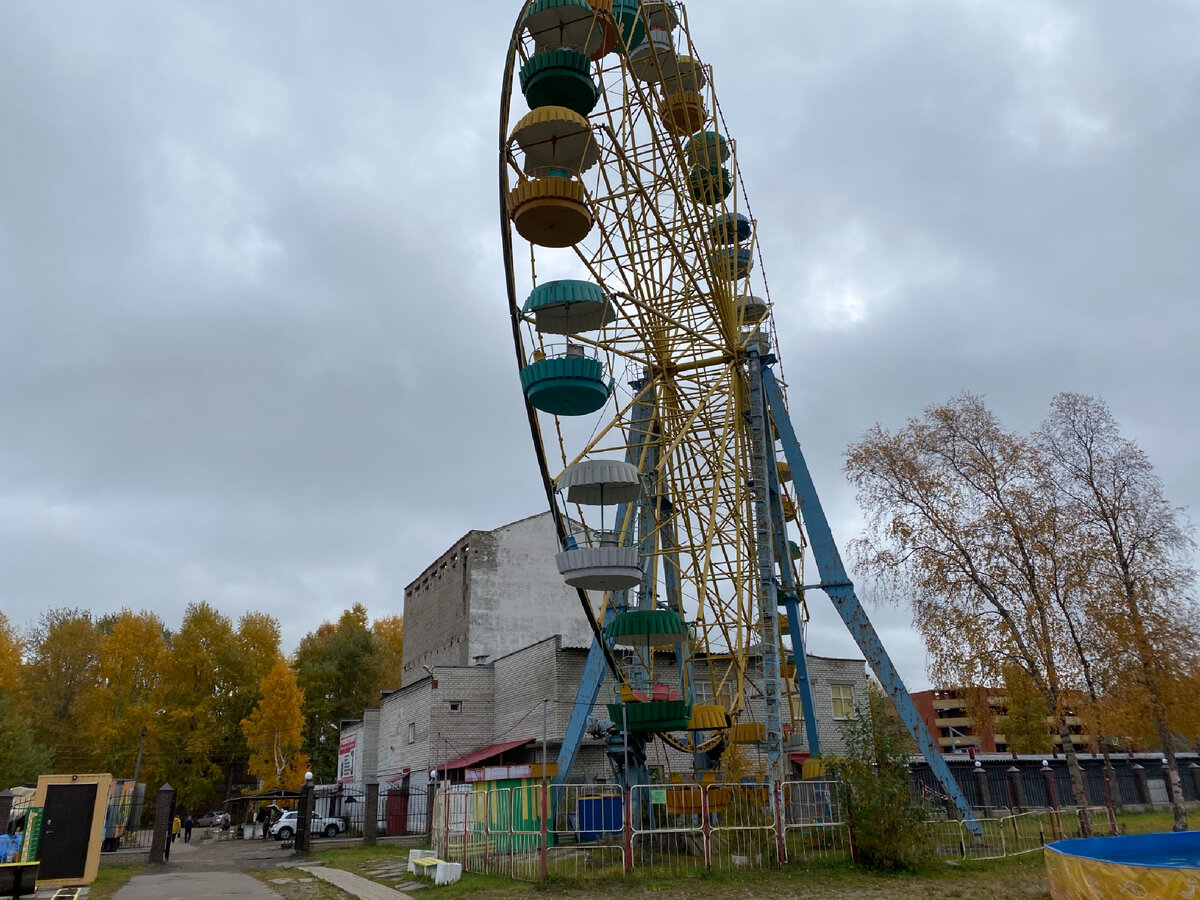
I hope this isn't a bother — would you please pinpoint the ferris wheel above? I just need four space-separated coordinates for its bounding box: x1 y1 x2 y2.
499 0 806 786
499 0 978 816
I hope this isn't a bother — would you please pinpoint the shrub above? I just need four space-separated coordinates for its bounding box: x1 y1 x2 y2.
830 685 932 871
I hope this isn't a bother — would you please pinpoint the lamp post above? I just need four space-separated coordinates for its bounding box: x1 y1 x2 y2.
295 771 314 854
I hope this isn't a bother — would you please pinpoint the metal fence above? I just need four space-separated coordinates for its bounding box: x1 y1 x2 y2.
910 754 1200 811
932 806 1116 861
549 783 625 878
781 780 852 865
104 793 152 851
631 782 705 874
430 777 1129 883
315 785 429 838
432 780 850 882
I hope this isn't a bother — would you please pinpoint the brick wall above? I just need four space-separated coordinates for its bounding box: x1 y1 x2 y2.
360 709 380 783
492 636 563 744
399 513 595 689
795 655 869 757
401 536 471 684
469 513 595 665
429 665 496 770
377 679 432 788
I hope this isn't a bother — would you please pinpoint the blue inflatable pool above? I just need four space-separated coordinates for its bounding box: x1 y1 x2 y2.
1045 831 1200 898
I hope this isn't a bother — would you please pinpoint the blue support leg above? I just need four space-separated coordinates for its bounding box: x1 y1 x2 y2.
554 607 615 789
762 366 979 832
783 596 821 756
767 440 820 756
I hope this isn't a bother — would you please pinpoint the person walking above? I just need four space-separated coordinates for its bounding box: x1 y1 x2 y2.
171 814 181 845
183 814 194 843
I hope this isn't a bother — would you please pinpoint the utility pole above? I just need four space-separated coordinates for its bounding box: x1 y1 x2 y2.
542 700 548 777
541 699 549 880
132 726 148 784
127 726 149 836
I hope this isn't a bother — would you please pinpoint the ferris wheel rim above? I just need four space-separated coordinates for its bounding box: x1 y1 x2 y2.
500 0 802 766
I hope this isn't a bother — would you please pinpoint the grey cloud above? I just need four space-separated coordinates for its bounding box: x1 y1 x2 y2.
1 1 1195 685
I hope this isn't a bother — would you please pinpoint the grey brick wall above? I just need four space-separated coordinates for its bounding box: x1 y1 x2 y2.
492 636 563 744
430 665 495 772
401 537 471 684
399 513 595 688
791 655 869 757
469 514 594 664
376 678 433 790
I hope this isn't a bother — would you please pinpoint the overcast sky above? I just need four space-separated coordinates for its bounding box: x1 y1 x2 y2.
1 1 1196 692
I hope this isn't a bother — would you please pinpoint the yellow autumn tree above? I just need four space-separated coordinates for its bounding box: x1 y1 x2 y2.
999 663 1053 754
0 612 22 696
90 609 168 778
845 396 1093 808
242 657 309 791
1038 393 1197 831
372 614 404 696
23 608 103 770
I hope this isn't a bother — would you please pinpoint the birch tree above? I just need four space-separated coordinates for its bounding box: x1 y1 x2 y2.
242 657 309 791
845 395 1092 807
1037 392 1197 831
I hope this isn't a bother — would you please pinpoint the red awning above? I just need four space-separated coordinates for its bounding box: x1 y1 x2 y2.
443 738 533 771
788 753 811 764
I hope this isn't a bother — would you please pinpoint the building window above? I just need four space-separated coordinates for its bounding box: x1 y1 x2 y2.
407 723 416 744
789 696 805 722
449 701 462 713
831 684 854 719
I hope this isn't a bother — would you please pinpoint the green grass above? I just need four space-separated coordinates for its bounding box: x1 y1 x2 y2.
1115 809 1196 835
86 864 144 900
301 809 1198 899
305 845 532 898
304 843 413 868
306 840 1053 899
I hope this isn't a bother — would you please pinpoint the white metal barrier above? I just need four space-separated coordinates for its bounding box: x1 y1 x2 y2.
432 779 1112 881
781 780 852 864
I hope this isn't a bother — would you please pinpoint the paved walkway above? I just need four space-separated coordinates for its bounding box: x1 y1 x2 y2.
104 834 423 899
111 871 280 899
298 866 415 900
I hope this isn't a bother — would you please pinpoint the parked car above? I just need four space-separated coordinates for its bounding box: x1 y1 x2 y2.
269 810 344 840
194 811 229 828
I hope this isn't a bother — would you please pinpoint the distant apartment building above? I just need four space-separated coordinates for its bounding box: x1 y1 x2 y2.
911 688 1091 754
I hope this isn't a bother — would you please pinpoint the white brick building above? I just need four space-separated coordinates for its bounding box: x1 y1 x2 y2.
399 511 594 685
340 513 869 797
